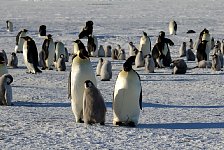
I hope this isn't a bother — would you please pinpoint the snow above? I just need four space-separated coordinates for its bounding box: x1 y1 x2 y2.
0 0 224 149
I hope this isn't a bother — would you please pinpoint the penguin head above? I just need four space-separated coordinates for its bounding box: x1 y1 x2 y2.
159 31 165 38
6 20 9 23
74 39 89 59
60 54 64 58
129 42 133 46
100 58 103 63
84 80 94 89
47 34 52 39
4 74 13 85
0 53 5 64
143 31 147 37
11 52 16 56
86 21 93 27
22 29 28 33
123 56 136 72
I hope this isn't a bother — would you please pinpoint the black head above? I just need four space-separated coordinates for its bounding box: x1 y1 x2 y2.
60 54 64 58
129 42 133 45
159 31 165 38
143 31 147 36
22 29 28 32
47 34 52 39
86 21 93 27
84 80 94 88
190 39 193 42
11 52 16 56
4 74 13 85
123 56 136 72
74 39 89 59
0 54 5 64
6 20 9 23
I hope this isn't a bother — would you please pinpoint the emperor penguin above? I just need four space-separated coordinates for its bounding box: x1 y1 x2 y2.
169 19 177 35
135 51 145 68
118 49 126 60
64 47 69 62
211 53 221 71
128 42 138 57
21 36 42 74
139 31 151 57
112 48 119 60
56 54 66 71
54 41 66 64
100 60 112 81
172 59 187 74
8 52 18 68
201 29 211 61
105 45 112 57
198 60 211 68
41 34 55 70
0 54 8 76
145 54 155 73
186 48 195 61
39 25 46 37
221 39 224 54
0 74 13 106
113 56 142 127
83 80 106 125
6 20 13 32
15 29 28 53
98 45 105 57
196 40 208 62
78 20 93 39
1 50 8 66
87 35 98 57
38 49 46 69
96 58 103 76
189 39 193 49
68 39 97 123
179 42 186 57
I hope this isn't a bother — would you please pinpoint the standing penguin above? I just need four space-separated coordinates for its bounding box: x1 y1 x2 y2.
221 39 224 54
186 48 195 61
112 48 119 60
54 41 66 64
78 21 94 39
96 58 103 76
139 31 151 57
68 39 97 123
87 35 98 57
113 56 142 127
201 29 211 61
169 19 177 35
38 49 46 70
145 54 155 73
100 60 112 81
128 42 138 57
179 42 186 57
211 53 221 71
21 36 42 74
6 20 13 32
105 45 112 57
0 53 8 76
1 50 8 66
39 25 46 37
196 40 208 62
98 45 105 57
83 80 106 125
135 51 145 68
172 59 187 74
64 47 69 62
15 29 28 53
118 49 126 60
189 39 193 49
56 54 66 71
8 52 18 68
0 74 13 106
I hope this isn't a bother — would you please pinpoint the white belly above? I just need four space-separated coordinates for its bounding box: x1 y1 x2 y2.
139 37 150 56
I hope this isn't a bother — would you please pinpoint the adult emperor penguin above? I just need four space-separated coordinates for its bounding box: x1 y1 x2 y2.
21 36 42 74
6 20 13 32
83 80 106 125
139 31 151 57
68 39 97 123
169 19 177 35
96 58 103 76
54 41 66 64
0 74 13 106
87 35 98 57
0 53 8 76
15 29 28 53
78 20 94 39
113 56 142 127
201 28 211 60
196 40 208 62
41 34 55 70
8 52 18 68
100 60 112 81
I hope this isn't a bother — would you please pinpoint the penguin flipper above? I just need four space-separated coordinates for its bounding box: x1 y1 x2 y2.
139 89 142 110
68 71 71 99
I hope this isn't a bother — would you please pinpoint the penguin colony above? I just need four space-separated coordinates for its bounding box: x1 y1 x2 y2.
1 19 224 127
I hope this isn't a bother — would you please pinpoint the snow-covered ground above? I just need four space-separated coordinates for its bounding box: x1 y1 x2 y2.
0 0 224 149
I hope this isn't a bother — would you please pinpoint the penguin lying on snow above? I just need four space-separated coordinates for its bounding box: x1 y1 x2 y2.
171 59 187 74
83 80 106 125
0 74 13 106
113 56 142 127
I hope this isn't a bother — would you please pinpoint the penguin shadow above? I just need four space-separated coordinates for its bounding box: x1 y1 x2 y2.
96 34 117 40
138 122 224 129
13 101 71 108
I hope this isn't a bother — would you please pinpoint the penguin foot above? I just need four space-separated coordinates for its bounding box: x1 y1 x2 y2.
41 67 46 70
48 68 53 70
114 121 123 126
77 118 84 123
100 122 105 125
127 121 136 127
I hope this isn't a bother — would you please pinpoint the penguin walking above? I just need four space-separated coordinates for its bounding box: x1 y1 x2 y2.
54 41 66 66
145 54 155 73
15 29 28 53
21 36 42 74
83 80 106 125
8 52 18 68
39 25 46 37
139 31 151 57
56 54 66 71
113 56 142 127
78 20 93 39
128 42 138 57
179 42 186 57
211 53 221 71
100 60 112 81
6 20 13 32
87 35 98 57
0 53 8 76
169 19 177 35
98 45 105 57
172 59 187 74
96 58 103 76
68 39 97 123
105 45 112 57
0 74 13 106
135 51 144 68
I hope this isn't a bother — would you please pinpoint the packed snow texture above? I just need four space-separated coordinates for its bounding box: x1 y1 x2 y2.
0 0 224 149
